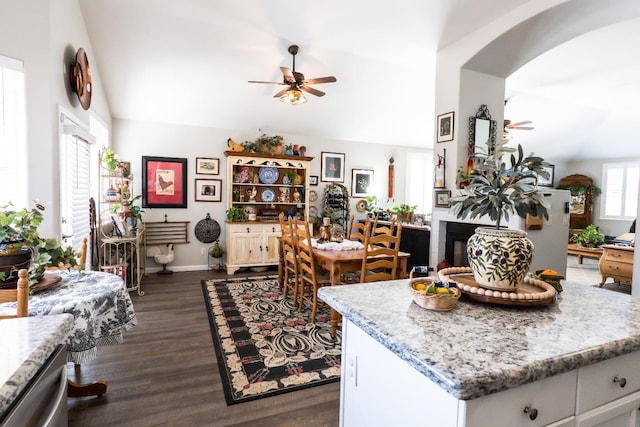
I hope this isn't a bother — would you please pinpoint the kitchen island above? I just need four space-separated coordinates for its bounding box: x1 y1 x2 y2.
0 314 73 425
319 279 640 426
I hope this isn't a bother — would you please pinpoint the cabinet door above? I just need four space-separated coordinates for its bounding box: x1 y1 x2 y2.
230 233 264 265
575 390 640 427
263 225 281 263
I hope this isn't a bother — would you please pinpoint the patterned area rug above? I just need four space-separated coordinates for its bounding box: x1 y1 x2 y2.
201 276 341 405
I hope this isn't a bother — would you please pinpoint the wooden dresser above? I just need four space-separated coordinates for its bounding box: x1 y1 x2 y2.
598 244 634 286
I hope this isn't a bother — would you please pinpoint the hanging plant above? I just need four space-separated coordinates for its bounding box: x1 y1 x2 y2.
558 184 601 198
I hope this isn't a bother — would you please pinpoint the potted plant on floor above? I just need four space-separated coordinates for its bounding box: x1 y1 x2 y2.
450 138 551 291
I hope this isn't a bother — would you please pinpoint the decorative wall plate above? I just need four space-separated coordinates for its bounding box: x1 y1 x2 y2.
356 199 367 213
258 167 279 184
69 48 92 110
309 190 318 202
309 206 318 217
194 213 221 243
261 188 275 202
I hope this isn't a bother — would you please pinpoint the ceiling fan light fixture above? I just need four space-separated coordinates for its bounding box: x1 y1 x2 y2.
280 88 307 105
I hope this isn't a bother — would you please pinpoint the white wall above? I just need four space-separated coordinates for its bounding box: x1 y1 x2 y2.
113 118 431 272
0 0 111 238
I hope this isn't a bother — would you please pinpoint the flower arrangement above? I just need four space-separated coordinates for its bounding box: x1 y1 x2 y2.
451 138 550 229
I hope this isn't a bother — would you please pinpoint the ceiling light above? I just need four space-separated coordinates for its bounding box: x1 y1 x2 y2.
280 88 307 105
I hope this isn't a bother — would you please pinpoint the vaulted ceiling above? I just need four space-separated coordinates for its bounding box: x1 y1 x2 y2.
78 0 640 162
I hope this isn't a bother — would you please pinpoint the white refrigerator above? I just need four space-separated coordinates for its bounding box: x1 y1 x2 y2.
517 189 571 277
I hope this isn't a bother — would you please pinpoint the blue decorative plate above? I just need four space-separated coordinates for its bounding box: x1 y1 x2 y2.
261 188 275 202
258 167 279 184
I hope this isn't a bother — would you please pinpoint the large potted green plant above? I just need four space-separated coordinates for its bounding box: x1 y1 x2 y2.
570 224 604 248
450 138 550 291
0 202 80 286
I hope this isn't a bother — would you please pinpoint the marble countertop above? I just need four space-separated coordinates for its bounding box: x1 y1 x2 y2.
319 280 640 400
0 314 74 416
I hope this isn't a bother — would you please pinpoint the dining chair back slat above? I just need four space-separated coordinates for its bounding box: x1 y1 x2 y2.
348 215 369 243
279 213 300 303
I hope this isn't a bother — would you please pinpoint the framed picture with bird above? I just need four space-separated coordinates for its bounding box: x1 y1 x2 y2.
142 156 188 208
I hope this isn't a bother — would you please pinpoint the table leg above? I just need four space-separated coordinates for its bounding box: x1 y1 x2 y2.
329 264 342 339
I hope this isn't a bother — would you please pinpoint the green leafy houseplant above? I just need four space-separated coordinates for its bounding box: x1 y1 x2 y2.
570 224 605 248
451 139 550 229
0 202 79 284
392 204 418 222
226 207 248 222
102 148 118 171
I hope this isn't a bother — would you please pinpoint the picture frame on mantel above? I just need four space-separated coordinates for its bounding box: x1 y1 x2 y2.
437 111 454 143
537 165 555 187
435 190 451 208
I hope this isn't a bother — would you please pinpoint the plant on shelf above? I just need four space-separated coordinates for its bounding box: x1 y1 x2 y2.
102 148 118 171
570 224 605 248
558 183 602 199
449 138 551 291
226 206 248 222
122 195 144 222
392 203 418 222
209 240 224 258
285 170 298 186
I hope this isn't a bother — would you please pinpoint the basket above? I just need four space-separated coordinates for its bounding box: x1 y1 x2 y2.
408 277 461 312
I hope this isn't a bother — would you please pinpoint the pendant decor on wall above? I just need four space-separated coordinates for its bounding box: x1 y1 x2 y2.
69 48 92 110
388 156 394 198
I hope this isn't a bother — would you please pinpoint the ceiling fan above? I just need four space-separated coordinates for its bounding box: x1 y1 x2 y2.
248 45 337 105
504 119 534 140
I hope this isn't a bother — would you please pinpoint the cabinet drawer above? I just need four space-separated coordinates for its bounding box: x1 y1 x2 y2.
600 262 633 279
465 370 577 427
602 249 634 264
576 351 640 414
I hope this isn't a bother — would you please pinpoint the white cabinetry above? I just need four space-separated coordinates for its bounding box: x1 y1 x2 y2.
224 151 312 275
227 223 280 274
340 319 640 427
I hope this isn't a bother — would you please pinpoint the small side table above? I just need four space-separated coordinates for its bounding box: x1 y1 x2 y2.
598 244 634 286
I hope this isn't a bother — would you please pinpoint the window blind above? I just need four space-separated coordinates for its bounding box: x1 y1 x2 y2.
601 162 639 220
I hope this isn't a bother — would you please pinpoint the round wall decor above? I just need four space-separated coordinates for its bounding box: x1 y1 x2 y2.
69 48 93 110
194 213 221 243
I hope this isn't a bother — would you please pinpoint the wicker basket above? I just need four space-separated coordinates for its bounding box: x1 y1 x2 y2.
408 277 461 312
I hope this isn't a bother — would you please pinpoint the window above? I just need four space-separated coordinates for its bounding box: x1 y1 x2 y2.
601 162 639 220
0 54 26 207
59 110 98 254
405 152 434 215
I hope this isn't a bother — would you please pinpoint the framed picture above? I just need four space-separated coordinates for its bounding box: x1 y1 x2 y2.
537 165 555 187
196 157 219 175
309 175 319 186
321 152 345 182
195 178 222 202
435 190 451 208
437 111 455 143
111 214 128 237
351 169 374 198
142 156 188 208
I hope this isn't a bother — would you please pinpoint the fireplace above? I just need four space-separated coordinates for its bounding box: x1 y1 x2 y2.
444 222 484 266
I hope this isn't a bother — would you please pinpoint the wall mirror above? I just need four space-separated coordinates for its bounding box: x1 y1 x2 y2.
468 105 497 155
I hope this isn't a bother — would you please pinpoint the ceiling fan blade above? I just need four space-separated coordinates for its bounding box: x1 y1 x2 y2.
248 80 286 85
299 85 325 97
280 67 296 83
273 87 290 98
513 126 535 130
507 120 533 128
304 76 337 85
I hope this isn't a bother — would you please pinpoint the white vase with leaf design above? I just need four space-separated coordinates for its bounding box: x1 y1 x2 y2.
466 227 534 291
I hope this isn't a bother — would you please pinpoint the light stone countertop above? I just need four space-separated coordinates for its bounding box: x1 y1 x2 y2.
318 280 640 400
0 314 74 417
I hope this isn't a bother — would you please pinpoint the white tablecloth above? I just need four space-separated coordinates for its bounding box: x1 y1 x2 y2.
311 239 364 251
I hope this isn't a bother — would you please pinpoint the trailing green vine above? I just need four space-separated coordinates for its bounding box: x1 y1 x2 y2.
558 184 601 198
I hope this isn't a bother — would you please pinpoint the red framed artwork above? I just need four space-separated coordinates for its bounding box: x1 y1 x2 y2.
142 156 188 208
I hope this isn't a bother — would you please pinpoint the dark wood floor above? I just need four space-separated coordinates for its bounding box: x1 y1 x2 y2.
66 269 340 427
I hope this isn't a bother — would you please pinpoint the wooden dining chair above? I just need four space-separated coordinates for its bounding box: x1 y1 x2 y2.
348 215 369 243
278 213 300 304
0 269 29 319
360 221 403 283
292 218 331 323
371 217 397 248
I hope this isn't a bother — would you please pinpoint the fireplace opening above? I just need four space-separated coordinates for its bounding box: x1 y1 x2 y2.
444 222 486 266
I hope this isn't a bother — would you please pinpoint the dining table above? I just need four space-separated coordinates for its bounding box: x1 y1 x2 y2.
312 245 410 336
0 269 137 397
